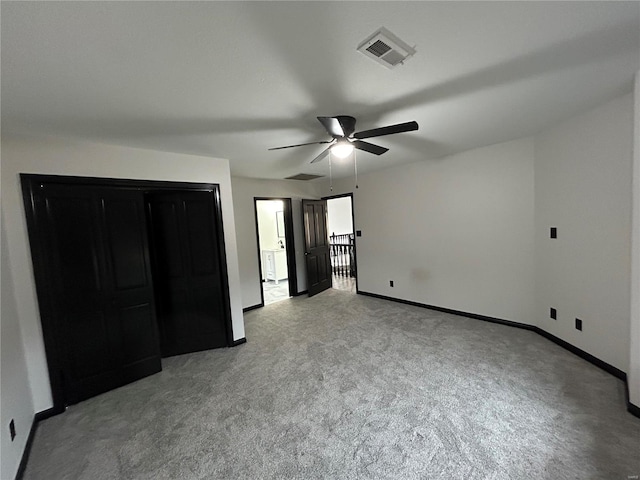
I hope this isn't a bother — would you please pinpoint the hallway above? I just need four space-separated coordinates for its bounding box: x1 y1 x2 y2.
263 279 290 305
264 275 355 306
332 274 355 293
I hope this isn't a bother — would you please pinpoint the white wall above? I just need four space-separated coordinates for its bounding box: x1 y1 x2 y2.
324 138 536 326
629 73 640 406
1 211 36 480
0 133 245 421
327 196 353 236
231 177 320 309
319 93 635 377
534 94 633 372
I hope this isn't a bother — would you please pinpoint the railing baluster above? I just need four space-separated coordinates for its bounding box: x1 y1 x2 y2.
330 232 356 278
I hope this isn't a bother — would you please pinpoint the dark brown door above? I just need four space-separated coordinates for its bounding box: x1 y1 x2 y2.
33 184 161 404
146 191 228 356
303 199 332 296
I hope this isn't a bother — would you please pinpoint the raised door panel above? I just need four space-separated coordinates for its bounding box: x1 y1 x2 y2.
184 197 218 277
102 195 150 291
305 205 318 250
317 251 329 282
147 200 184 279
119 303 160 366
307 254 320 288
66 310 112 381
193 286 225 336
45 194 104 309
313 204 328 248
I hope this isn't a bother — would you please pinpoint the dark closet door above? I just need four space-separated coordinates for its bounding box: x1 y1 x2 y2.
33 184 161 404
146 191 228 356
100 189 163 384
303 199 332 296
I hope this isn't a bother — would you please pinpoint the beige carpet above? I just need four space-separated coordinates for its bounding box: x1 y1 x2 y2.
24 289 640 479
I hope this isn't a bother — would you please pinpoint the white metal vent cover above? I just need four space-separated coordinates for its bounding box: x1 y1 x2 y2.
357 27 416 69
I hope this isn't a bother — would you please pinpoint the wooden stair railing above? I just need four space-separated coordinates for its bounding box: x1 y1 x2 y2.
329 233 355 277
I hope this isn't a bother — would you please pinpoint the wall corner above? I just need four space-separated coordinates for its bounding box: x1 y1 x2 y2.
629 70 640 406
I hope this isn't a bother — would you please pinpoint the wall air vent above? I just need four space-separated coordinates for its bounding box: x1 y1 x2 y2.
357 27 416 69
285 173 324 181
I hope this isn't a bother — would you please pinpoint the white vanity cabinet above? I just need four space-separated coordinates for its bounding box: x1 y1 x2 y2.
262 249 288 284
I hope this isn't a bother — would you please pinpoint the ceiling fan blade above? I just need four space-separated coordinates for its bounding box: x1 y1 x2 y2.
317 116 346 137
353 121 419 140
352 140 389 156
310 145 333 164
336 115 356 137
268 140 332 151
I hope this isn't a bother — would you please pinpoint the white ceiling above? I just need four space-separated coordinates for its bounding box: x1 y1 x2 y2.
2 1 639 180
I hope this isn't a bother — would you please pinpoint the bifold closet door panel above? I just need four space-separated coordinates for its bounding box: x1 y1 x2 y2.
182 193 226 342
100 190 162 379
40 187 116 403
33 184 161 404
146 191 228 357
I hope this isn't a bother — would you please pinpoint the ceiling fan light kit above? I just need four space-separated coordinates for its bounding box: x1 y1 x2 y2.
331 142 354 159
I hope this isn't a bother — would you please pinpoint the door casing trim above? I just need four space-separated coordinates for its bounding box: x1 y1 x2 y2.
321 192 358 293
253 197 298 307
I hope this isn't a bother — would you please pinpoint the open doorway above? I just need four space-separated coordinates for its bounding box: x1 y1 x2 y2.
255 198 296 305
326 194 357 293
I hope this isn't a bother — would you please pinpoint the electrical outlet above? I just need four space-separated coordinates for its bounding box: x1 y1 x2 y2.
550 307 557 320
575 318 583 331
356 230 362 237
550 227 557 239
389 280 394 287
9 419 16 441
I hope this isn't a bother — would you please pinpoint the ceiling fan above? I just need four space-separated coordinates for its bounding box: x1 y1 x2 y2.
268 115 419 163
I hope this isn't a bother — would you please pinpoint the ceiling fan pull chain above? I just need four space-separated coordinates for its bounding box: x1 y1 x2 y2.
329 152 333 191
354 149 359 189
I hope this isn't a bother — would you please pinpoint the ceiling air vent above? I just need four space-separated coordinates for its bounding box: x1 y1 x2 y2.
357 27 416 69
285 173 324 181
